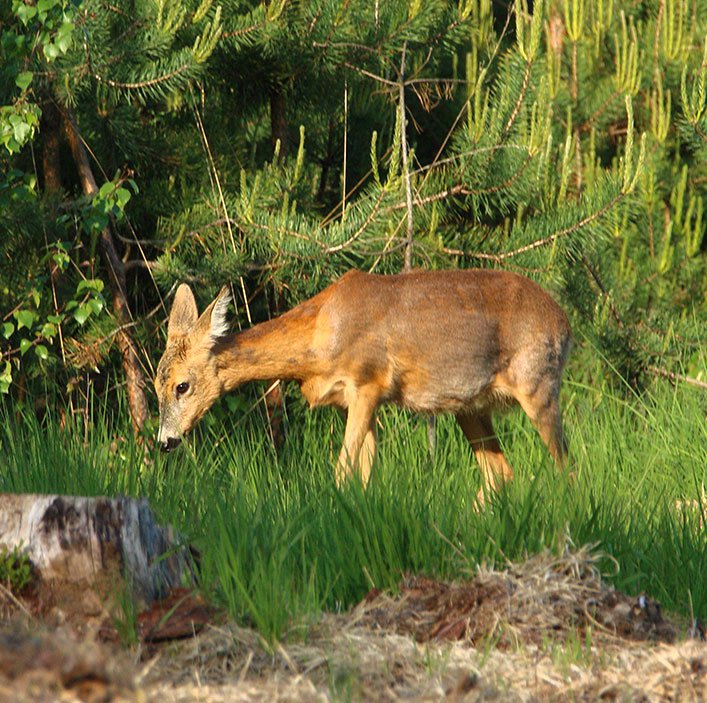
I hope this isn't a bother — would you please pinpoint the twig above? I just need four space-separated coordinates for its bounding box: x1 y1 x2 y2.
123 259 158 272
581 256 624 328
0 582 34 620
647 365 707 390
92 65 193 92
399 41 415 271
325 191 387 254
222 23 261 40
191 97 253 326
340 62 398 87
653 0 665 75
502 59 532 140
342 80 348 221
578 90 621 133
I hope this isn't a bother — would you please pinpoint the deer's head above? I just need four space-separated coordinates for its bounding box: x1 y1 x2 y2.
155 284 230 452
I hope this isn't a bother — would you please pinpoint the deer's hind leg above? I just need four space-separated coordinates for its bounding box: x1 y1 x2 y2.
504 335 570 471
456 411 514 503
514 384 568 470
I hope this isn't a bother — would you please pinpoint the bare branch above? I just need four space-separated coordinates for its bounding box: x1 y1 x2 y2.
340 61 398 87
647 365 707 391
325 191 387 254
92 64 193 92
399 41 415 271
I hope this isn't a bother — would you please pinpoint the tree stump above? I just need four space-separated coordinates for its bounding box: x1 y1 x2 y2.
0 494 194 616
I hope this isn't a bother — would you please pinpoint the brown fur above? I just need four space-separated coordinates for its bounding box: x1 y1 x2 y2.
155 269 572 502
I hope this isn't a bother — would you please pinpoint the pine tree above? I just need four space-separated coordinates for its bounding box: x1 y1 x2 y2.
2 0 705 423
157 0 705 389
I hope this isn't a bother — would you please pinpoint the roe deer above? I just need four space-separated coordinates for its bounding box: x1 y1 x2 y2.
155 269 571 501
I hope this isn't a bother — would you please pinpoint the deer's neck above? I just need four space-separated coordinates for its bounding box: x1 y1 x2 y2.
214 309 319 390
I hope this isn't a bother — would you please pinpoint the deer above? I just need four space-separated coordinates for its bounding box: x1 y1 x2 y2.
155 269 572 502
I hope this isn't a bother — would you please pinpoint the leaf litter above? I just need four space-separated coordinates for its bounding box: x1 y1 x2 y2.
1 545 705 702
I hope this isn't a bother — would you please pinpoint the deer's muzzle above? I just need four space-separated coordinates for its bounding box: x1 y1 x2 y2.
160 436 182 453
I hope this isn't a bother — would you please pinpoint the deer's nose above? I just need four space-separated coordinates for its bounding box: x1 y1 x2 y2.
160 436 181 453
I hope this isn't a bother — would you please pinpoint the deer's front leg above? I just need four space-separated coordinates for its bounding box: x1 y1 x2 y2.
336 386 380 487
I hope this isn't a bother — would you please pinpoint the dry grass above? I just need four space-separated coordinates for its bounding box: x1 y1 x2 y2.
145 626 706 702
352 544 678 646
2 547 705 702
142 547 705 702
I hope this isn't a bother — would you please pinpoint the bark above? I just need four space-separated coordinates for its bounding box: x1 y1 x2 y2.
316 118 335 203
40 100 63 194
0 494 194 605
63 111 148 433
270 86 288 159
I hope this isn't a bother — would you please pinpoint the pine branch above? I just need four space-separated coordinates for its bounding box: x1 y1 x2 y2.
325 191 387 254
443 191 625 262
502 58 532 140
91 63 195 93
581 255 624 328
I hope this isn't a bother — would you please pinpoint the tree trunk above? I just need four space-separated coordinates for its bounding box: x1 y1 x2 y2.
270 85 288 159
0 494 194 608
63 111 149 433
40 100 63 195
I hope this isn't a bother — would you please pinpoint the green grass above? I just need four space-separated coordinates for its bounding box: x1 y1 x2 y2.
1 379 705 641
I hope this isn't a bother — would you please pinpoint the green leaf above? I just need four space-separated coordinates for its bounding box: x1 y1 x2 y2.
73 305 89 325
87 298 104 316
19 338 32 356
12 120 31 144
55 22 74 52
44 42 59 60
84 211 108 233
40 322 57 338
15 72 33 91
14 309 36 331
77 278 104 294
1 322 14 339
37 0 59 13
0 362 11 394
15 4 37 24
2 137 20 155
35 344 48 361
52 250 69 269
115 187 131 210
98 182 115 199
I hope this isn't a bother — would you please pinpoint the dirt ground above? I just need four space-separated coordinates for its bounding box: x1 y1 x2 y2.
1 546 705 702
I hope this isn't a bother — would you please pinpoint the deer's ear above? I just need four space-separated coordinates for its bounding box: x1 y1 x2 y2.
196 285 231 341
168 284 198 336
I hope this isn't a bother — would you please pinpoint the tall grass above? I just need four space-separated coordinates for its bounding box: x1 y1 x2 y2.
1 379 705 640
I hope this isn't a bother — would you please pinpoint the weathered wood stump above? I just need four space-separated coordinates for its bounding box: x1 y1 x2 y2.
0 494 194 613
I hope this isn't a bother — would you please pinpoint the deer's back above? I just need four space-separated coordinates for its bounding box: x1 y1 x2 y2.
299 269 571 413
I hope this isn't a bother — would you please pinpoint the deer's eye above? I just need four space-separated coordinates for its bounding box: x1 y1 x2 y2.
175 382 190 397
